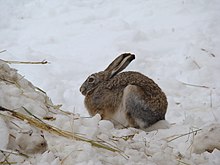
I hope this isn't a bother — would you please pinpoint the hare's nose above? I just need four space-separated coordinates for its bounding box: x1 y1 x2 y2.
80 86 86 95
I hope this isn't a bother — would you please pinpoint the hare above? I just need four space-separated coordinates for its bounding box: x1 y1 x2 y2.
80 53 168 129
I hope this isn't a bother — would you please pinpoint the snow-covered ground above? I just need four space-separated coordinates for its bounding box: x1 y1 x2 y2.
1 0 220 164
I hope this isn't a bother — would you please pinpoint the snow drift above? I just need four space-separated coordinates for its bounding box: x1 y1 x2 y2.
0 58 220 164
1 0 220 164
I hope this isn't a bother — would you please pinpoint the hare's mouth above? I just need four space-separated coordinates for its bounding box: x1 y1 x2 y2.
80 86 96 96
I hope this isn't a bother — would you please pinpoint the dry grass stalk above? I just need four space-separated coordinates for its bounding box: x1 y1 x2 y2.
0 77 20 88
179 81 209 89
176 159 191 165
209 89 218 122
2 60 48 65
0 107 121 153
35 86 47 94
0 149 25 164
201 48 215 57
166 129 202 143
210 90 213 108
0 149 29 158
0 50 7 53
192 60 200 69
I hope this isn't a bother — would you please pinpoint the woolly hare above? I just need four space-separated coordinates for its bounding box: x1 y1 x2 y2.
80 53 168 129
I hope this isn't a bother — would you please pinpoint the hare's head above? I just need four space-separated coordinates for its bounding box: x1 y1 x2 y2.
80 53 135 96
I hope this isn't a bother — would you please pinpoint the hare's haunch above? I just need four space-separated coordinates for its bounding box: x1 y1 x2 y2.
80 53 167 129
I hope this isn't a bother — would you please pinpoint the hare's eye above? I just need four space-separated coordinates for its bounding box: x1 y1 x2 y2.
88 77 95 83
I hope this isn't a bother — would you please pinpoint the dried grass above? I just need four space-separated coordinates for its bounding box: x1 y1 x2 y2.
165 128 202 143
2 59 49 65
0 106 121 153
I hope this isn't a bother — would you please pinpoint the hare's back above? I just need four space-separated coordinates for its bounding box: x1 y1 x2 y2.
113 71 164 95
114 71 167 110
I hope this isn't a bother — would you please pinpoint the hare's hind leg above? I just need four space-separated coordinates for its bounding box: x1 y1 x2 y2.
122 85 160 129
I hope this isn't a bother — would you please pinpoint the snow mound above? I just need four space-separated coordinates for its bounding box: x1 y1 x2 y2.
192 123 220 154
0 60 54 117
1 59 220 164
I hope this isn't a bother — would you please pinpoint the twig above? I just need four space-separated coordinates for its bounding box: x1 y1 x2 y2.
0 161 17 164
0 149 29 158
0 150 11 165
22 106 45 123
0 149 28 165
45 102 76 116
192 60 200 69
35 86 46 94
2 59 49 65
201 48 216 57
0 77 20 88
166 129 202 143
177 159 191 165
0 50 7 53
209 89 218 121
210 90 213 108
60 150 75 164
179 81 209 89
97 137 128 159
1 154 11 165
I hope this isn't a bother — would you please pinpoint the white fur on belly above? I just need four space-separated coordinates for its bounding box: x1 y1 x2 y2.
111 108 129 128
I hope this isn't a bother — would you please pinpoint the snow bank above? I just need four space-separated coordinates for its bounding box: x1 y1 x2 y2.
1 60 220 165
1 0 220 164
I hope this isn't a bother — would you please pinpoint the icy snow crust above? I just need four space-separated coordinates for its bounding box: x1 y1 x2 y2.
0 0 220 164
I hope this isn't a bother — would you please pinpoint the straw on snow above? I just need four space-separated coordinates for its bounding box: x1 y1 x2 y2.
0 106 121 153
2 59 49 65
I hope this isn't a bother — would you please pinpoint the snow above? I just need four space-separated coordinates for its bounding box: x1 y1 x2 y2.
192 124 220 154
0 117 9 161
0 0 220 164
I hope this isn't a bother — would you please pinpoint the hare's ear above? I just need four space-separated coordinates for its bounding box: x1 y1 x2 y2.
104 53 135 78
